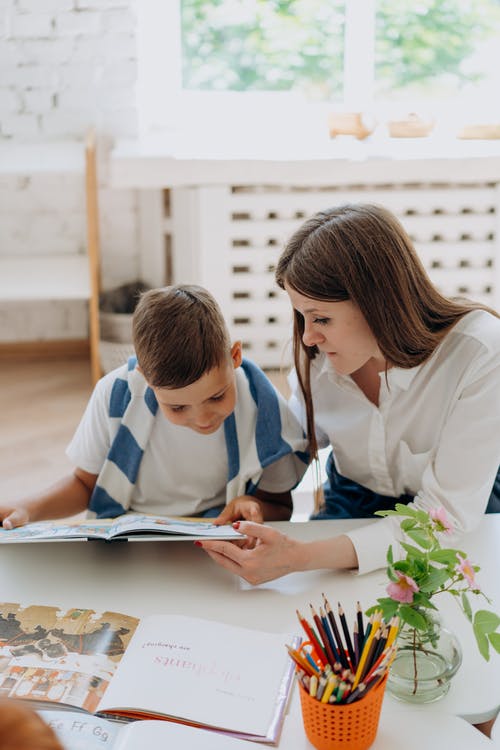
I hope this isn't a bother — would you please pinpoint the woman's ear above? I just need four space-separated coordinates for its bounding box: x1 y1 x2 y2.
230 341 243 369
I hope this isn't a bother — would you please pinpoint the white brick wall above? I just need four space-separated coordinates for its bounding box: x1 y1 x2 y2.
0 0 140 342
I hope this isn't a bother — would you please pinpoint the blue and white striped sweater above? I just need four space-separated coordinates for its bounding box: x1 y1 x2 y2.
89 357 308 517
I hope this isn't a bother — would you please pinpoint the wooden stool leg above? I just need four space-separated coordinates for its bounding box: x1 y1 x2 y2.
85 129 102 386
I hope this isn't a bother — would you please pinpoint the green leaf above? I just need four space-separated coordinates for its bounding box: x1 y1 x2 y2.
395 503 419 517
393 563 414 579
418 567 450 593
473 610 500 634
405 529 433 549
399 605 428 630
461 593 472 622
401 519 417 532
428 549 459 565
488 632 500 654
387 565 400 583
473 623 490 660
400 542 426 559
414 509 432 524
412 592 438 610
387 545 394 565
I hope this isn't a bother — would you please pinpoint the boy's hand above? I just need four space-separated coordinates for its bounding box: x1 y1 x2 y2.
213 496 265 526
0 699 64 749
0 505 30 530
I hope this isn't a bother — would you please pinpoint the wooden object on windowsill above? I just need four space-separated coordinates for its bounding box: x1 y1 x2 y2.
457 124 500 139
387 113 434 138
328 112 375 140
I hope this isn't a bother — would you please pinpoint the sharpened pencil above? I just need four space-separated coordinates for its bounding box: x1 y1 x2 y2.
322 594 350 670
296 609 328 667
310 604 338 668
338 603 356 670
356 601 365 643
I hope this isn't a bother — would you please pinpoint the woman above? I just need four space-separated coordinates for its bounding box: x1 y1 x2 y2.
199 203 500 583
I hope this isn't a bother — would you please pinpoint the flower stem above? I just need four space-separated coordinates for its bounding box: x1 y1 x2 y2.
412 626 418 695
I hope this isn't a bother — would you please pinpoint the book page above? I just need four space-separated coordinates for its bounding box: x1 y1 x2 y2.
0 603 138 711
40 710 122 750
0 519 115 543
39 711 274 750
114 718 274 750
108 514 244 540
98 615 297 742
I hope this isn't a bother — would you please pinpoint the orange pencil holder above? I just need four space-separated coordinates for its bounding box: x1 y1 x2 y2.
298 674 388 750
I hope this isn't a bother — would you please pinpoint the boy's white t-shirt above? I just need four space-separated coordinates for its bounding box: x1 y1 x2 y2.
66 368 304 517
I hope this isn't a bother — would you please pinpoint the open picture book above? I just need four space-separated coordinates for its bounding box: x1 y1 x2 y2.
0 602 299 744
0 514 244 544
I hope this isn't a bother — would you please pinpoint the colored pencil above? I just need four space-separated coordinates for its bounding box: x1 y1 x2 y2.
353 620 360 667
286 644 317 677
338 603 356 670
309 674 318 697
292 599 397 705
351 611 381 690
296 609 328 667
359 629 381 682
356 601 365 642
310 604 338 668
322 595 350 670
320 606 341 664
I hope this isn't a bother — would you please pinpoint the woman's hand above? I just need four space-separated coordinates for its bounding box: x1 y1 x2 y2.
197 524 359 583
197 521 305 585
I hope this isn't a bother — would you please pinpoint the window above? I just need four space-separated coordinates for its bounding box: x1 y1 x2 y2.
138 1 500 144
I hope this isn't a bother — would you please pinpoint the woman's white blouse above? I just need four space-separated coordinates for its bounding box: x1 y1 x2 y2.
289 310 500 574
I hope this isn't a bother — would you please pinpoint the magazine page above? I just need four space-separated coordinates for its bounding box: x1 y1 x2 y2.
108 514 244 540
0 603 138 711
0 519 115 543
98 615 298 743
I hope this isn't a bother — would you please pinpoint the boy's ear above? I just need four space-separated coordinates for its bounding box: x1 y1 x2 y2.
230 341 243 369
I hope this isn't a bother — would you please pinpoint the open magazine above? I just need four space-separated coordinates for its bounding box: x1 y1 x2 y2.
41 711 269 750
0 514 244 544
0 602 299 744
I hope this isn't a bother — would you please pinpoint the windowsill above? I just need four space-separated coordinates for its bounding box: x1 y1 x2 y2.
110 130 500 188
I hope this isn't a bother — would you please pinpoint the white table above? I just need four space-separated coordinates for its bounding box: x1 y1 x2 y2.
1 517 499 749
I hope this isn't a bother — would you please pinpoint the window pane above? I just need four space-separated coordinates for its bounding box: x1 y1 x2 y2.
375 0 500 104
181 0 345 98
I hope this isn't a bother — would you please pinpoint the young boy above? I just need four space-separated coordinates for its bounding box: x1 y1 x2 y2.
1 285 308 528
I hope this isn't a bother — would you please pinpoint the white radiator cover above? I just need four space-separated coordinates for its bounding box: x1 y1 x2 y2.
163 182 500 369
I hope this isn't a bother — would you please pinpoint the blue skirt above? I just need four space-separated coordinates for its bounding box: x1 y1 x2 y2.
311 451 500 520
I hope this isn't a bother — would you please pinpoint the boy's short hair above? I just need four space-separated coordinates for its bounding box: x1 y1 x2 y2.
132 285 231 388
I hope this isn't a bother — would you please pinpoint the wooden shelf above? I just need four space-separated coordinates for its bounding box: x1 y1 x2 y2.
0 141 84 175
0 256 90 301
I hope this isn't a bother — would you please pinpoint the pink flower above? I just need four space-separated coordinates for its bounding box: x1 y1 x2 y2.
457 555 477 588
387 572 419 603
429 507 453 535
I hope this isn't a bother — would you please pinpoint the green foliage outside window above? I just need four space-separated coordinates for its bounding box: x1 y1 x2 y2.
181 0 500 99
376 0 500 94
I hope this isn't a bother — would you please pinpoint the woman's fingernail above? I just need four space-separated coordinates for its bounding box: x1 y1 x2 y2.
233 521 240 529
193 540 202 547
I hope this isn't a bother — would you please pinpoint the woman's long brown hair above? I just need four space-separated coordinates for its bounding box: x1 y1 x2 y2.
276 203 498 480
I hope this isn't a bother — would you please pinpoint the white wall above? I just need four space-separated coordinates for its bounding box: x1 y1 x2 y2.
0 0 141 341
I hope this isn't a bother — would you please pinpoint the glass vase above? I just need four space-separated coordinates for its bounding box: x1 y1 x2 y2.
387 610 462 704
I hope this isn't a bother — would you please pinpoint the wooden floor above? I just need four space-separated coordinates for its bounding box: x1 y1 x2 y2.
0 358 93 501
